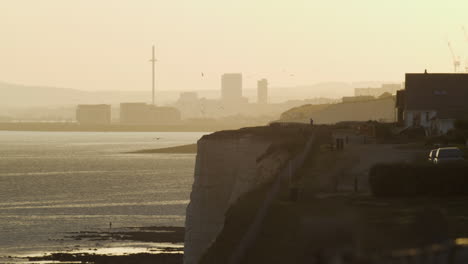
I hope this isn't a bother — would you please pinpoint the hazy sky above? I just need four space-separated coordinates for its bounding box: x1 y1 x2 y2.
2 0 468 91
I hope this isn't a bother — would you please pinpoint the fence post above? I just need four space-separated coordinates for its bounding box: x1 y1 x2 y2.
354 175 358 193
447 244 457 264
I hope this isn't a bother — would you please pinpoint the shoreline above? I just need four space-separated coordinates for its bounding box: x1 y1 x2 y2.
127 144 197 154
0 122 239 132
3 226 185 264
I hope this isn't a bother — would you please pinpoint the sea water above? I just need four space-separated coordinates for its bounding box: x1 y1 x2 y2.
0 131 205 257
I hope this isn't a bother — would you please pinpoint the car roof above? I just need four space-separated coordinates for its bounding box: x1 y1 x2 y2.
438 147 460 150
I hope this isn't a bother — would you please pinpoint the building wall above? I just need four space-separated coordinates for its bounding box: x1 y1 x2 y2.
148 106 181 124
120 103 149 124
76 104 111 124
257 79 268 104
403 110 437 128
120 102 181 125
221 73 242 102
401 73 468 133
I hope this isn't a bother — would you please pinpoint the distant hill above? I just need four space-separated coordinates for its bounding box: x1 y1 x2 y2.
0 81 156 107
280 96 396 124
0 81 388 108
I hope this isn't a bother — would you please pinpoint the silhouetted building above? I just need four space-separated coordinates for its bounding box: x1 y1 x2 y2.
397 73 468 134
120 102 181 125
76 104 111 125
221 73 242 102
257 79 268 104
355 83 401 97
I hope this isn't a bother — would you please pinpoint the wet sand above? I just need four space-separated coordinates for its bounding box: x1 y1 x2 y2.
17 226 185 264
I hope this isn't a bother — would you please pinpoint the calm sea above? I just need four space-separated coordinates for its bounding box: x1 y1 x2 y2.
0 131 205 258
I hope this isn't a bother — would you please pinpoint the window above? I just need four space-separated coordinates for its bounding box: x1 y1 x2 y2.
434 90 447 95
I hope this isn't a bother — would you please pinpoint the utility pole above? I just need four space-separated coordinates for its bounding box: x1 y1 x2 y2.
150 45 157 105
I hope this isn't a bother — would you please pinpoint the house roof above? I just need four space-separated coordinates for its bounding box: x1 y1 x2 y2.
405 73 468 112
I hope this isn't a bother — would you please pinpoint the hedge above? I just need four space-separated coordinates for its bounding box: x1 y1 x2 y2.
369 163 468 197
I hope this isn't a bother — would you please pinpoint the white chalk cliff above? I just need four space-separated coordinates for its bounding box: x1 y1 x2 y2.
184 133 291 264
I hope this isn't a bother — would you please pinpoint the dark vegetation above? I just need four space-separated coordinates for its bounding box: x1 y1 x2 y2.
370 163 468 197
425 120 468 146
28 252 182 264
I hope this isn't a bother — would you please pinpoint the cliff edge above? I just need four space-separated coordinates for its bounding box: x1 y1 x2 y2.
184 126 311 264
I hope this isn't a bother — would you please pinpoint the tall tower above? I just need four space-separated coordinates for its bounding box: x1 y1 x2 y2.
257 78 268 104
150 45 157 105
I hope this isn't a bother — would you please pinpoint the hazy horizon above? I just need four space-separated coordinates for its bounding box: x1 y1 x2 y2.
2 0 468 92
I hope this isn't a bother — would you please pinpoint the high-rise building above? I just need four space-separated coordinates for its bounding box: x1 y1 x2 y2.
221 73 242 102
76 104 111 125
257 78 268 104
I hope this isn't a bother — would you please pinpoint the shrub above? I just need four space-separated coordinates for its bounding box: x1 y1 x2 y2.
369 163 468 197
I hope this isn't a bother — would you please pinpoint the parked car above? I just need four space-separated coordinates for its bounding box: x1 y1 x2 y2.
428 149 437 163
433 147 464 164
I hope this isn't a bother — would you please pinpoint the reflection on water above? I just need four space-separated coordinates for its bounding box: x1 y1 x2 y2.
0 131 205 257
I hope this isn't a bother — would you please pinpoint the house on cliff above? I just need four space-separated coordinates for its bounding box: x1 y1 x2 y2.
396 72 468 135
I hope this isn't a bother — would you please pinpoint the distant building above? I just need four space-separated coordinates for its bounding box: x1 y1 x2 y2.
120 103 149 124
76 104 111 125
355 83 401 97
257 79 268 104
178 92 198 103
221 73 243 102
120 102 181 125
396 73 468 134
342 96 374 103
148 106 181 124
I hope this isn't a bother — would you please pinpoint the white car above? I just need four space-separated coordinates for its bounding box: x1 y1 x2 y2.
428 149 437 163
433 147 464 164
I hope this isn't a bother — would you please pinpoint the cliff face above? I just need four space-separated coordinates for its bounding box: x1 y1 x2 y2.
184 132 292 264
